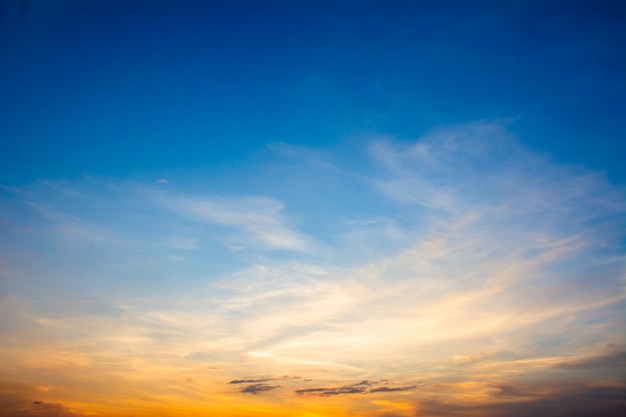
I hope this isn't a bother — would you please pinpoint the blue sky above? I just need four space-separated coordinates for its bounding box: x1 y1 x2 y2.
1 0 624 184
0 1 625 417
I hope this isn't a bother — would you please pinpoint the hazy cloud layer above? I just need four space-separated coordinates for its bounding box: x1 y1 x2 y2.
419 382 626 417
0 121 623 416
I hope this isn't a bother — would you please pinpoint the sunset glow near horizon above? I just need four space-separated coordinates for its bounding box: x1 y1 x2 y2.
0 1 625 417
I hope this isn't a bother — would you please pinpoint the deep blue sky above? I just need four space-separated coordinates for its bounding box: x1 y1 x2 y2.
1 0 625 184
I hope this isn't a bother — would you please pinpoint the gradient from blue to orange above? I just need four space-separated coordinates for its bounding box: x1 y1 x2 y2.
0 1 625 416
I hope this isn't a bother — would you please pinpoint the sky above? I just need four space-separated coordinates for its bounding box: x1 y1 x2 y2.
0 1 624 416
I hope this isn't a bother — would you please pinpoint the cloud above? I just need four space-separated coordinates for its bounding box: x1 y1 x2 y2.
156 179 168 184
0 121 623 417
369 122 625 226
369 385 417 393
295 380 418 396
165 196 310 251
20 197 128 247
554 350 626 369
296 380 371 396
0 382 82 417
240 383 281 395
229 378 275 384
0 402 82 417
419 382 626 417
452 354 484 365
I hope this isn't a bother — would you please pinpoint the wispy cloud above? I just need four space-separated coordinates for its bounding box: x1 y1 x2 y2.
554 350 626 370
295 380 417 396
0 121 623 416
164 195 311 251
240 384 281 395
368 385 417 393
229 378 275 384
296 380 372 396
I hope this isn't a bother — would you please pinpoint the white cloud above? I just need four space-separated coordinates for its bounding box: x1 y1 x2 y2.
156 121 624 376
166 195 311 251
0 121 623 409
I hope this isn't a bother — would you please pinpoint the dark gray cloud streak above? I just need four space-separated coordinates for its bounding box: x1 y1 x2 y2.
296 380 371 396
295 380 417 396
229 378 275 384
369 385 416 393
240 383 281 395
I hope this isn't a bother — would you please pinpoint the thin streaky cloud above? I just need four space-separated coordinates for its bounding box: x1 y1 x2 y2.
368 385 417 393
164 195 311 251
240 384 281 395
229 378 275 384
